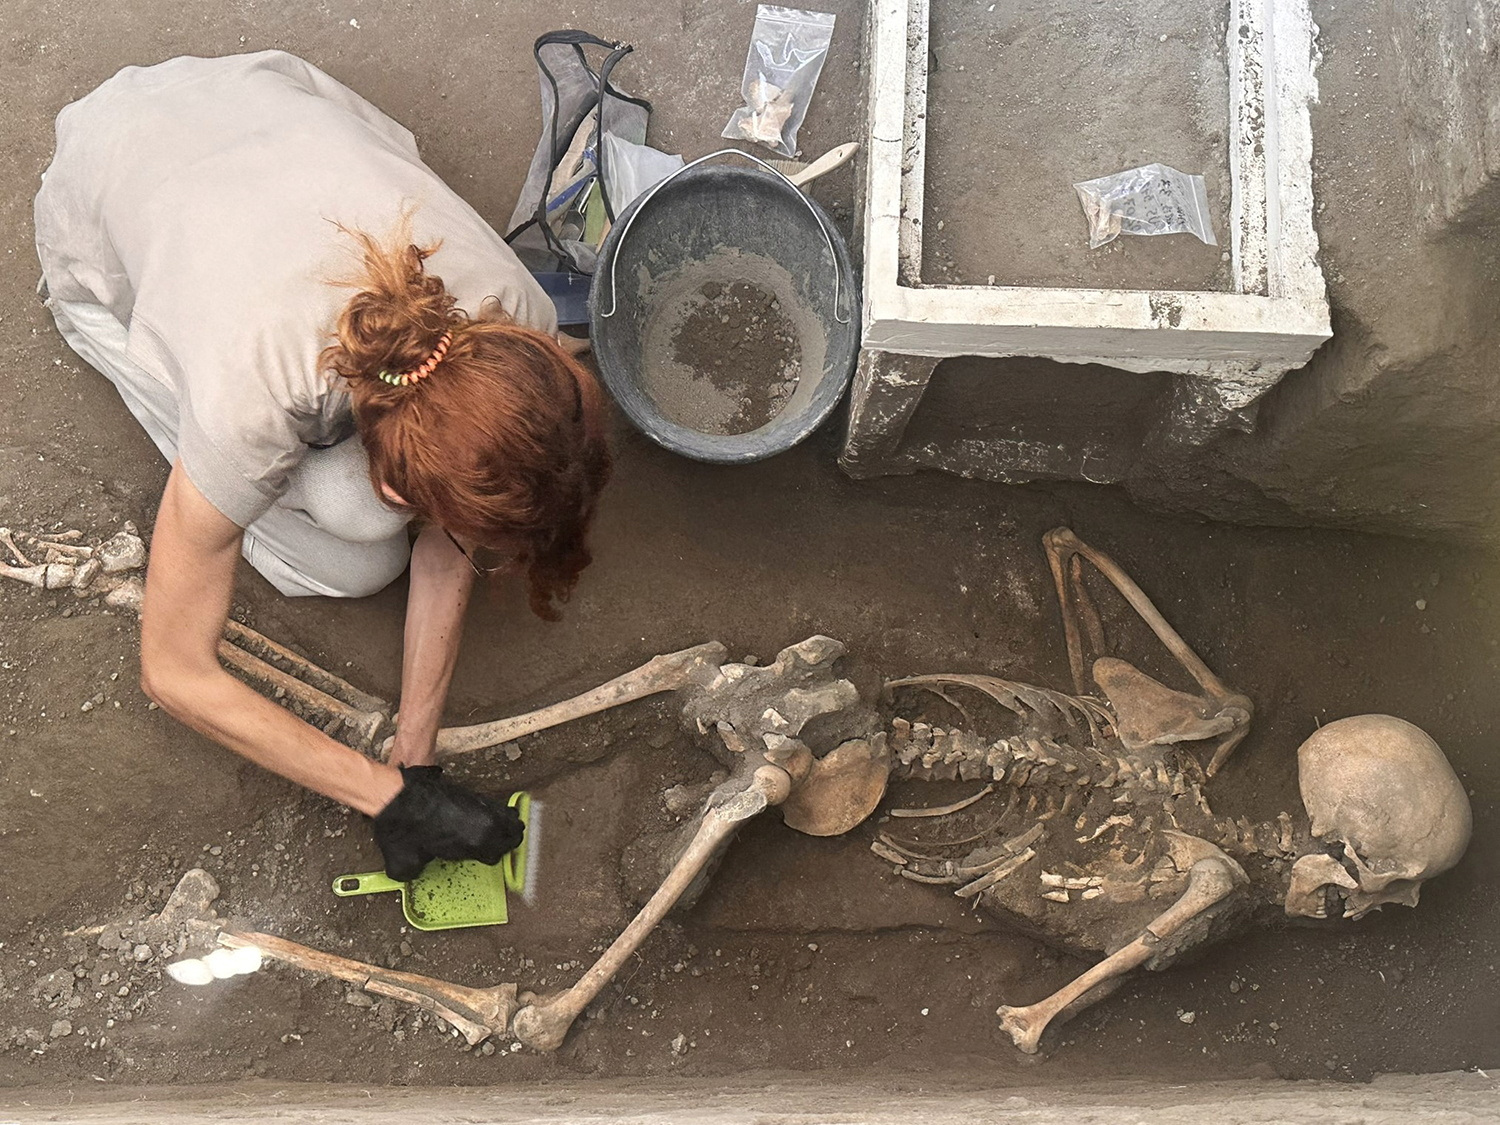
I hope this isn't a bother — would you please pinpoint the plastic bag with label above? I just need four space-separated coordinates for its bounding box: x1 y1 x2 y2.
1073 163 1217 249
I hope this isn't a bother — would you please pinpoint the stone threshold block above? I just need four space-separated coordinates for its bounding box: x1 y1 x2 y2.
842 0 1331 480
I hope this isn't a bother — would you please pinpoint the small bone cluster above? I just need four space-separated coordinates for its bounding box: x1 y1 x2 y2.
0 523 145 611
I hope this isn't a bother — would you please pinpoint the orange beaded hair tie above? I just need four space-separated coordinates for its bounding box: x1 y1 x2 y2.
377 331 452 387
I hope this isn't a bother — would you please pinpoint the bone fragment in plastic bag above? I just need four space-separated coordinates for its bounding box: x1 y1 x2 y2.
739 79 795 146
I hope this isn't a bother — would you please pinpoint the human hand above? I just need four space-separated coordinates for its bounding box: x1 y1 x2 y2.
372 766 524 882
382 727 437 770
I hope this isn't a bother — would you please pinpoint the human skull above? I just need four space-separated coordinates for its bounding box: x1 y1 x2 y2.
1284 715 1472 920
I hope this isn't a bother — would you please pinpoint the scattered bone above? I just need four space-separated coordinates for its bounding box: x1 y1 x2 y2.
1077 814 1134 844
104 577 144 612
1041 890 1071 903
1081 887 1103 900
1277 811 1295 855
97 524 147 573
955 848 1035 898
0 528 33 566
71 556 102 590
870 840 909 866
1006 823 1046 853
0 562 50 589
40 541 93 559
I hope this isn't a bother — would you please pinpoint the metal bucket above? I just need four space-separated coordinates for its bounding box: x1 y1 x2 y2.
590 150 860 464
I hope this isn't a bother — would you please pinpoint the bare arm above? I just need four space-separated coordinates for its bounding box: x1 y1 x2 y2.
141 461 403 816
385 523 475 768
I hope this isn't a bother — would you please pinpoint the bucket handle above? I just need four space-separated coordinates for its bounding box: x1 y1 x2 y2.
597 147 849 326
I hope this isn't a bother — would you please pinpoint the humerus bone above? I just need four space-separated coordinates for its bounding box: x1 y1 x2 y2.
510 764 792 1051
433 642 727 758
219 930 517 1047
997 853 1244 1053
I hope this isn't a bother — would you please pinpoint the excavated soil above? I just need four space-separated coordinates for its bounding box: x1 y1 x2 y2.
637 251 826 436
0 430 1496 1091
642 278 802 435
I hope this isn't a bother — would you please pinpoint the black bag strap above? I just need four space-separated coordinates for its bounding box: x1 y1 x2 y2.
505 30 652 262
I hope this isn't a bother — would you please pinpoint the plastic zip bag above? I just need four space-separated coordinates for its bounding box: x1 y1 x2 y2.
1073 163 1217 249
722 5 836 158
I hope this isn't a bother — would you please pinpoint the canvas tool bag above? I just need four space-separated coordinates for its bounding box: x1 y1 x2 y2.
504 31 651 275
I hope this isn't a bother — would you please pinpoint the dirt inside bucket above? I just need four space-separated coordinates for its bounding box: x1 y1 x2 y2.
637 249 827 436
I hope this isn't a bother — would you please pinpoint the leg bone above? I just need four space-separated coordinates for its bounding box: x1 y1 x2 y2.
509 763 791 1051
220 930 516 1047
1042 527 1252 776
434 642 727 758
224 619 389 716
216 641 389 749
996 855 1241 1053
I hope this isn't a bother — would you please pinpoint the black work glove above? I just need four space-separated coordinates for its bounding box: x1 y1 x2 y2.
372 766 524 882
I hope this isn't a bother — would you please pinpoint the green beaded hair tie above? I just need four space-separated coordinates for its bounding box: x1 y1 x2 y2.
375 332 452 388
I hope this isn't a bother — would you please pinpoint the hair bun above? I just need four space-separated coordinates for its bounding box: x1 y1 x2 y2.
322 224 459 387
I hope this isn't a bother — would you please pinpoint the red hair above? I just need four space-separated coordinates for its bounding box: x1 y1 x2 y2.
320 226 611 619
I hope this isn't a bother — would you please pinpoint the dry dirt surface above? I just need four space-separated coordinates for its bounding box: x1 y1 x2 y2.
922 0 1234 292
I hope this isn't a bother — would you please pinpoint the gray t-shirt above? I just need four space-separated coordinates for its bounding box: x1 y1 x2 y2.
34 51 557 527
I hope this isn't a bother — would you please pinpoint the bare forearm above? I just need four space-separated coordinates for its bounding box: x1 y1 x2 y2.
389 524 475 766
154 666 401 815
143 462 402 817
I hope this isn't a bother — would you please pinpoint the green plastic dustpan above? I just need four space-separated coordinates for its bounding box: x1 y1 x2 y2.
333 792 532 931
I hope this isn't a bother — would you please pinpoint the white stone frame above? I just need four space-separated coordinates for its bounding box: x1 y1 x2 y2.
842 0 1331 475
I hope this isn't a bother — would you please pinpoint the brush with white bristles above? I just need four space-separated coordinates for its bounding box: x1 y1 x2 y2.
510 792 542 907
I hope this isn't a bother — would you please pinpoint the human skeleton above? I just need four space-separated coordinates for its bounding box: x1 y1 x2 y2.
2 522 1471 1054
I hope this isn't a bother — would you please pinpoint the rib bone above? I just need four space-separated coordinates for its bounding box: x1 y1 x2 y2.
434 642 728 758
224 619 389 716
219 930 517 1046
510 764 791 1051
997 855 1242 1053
